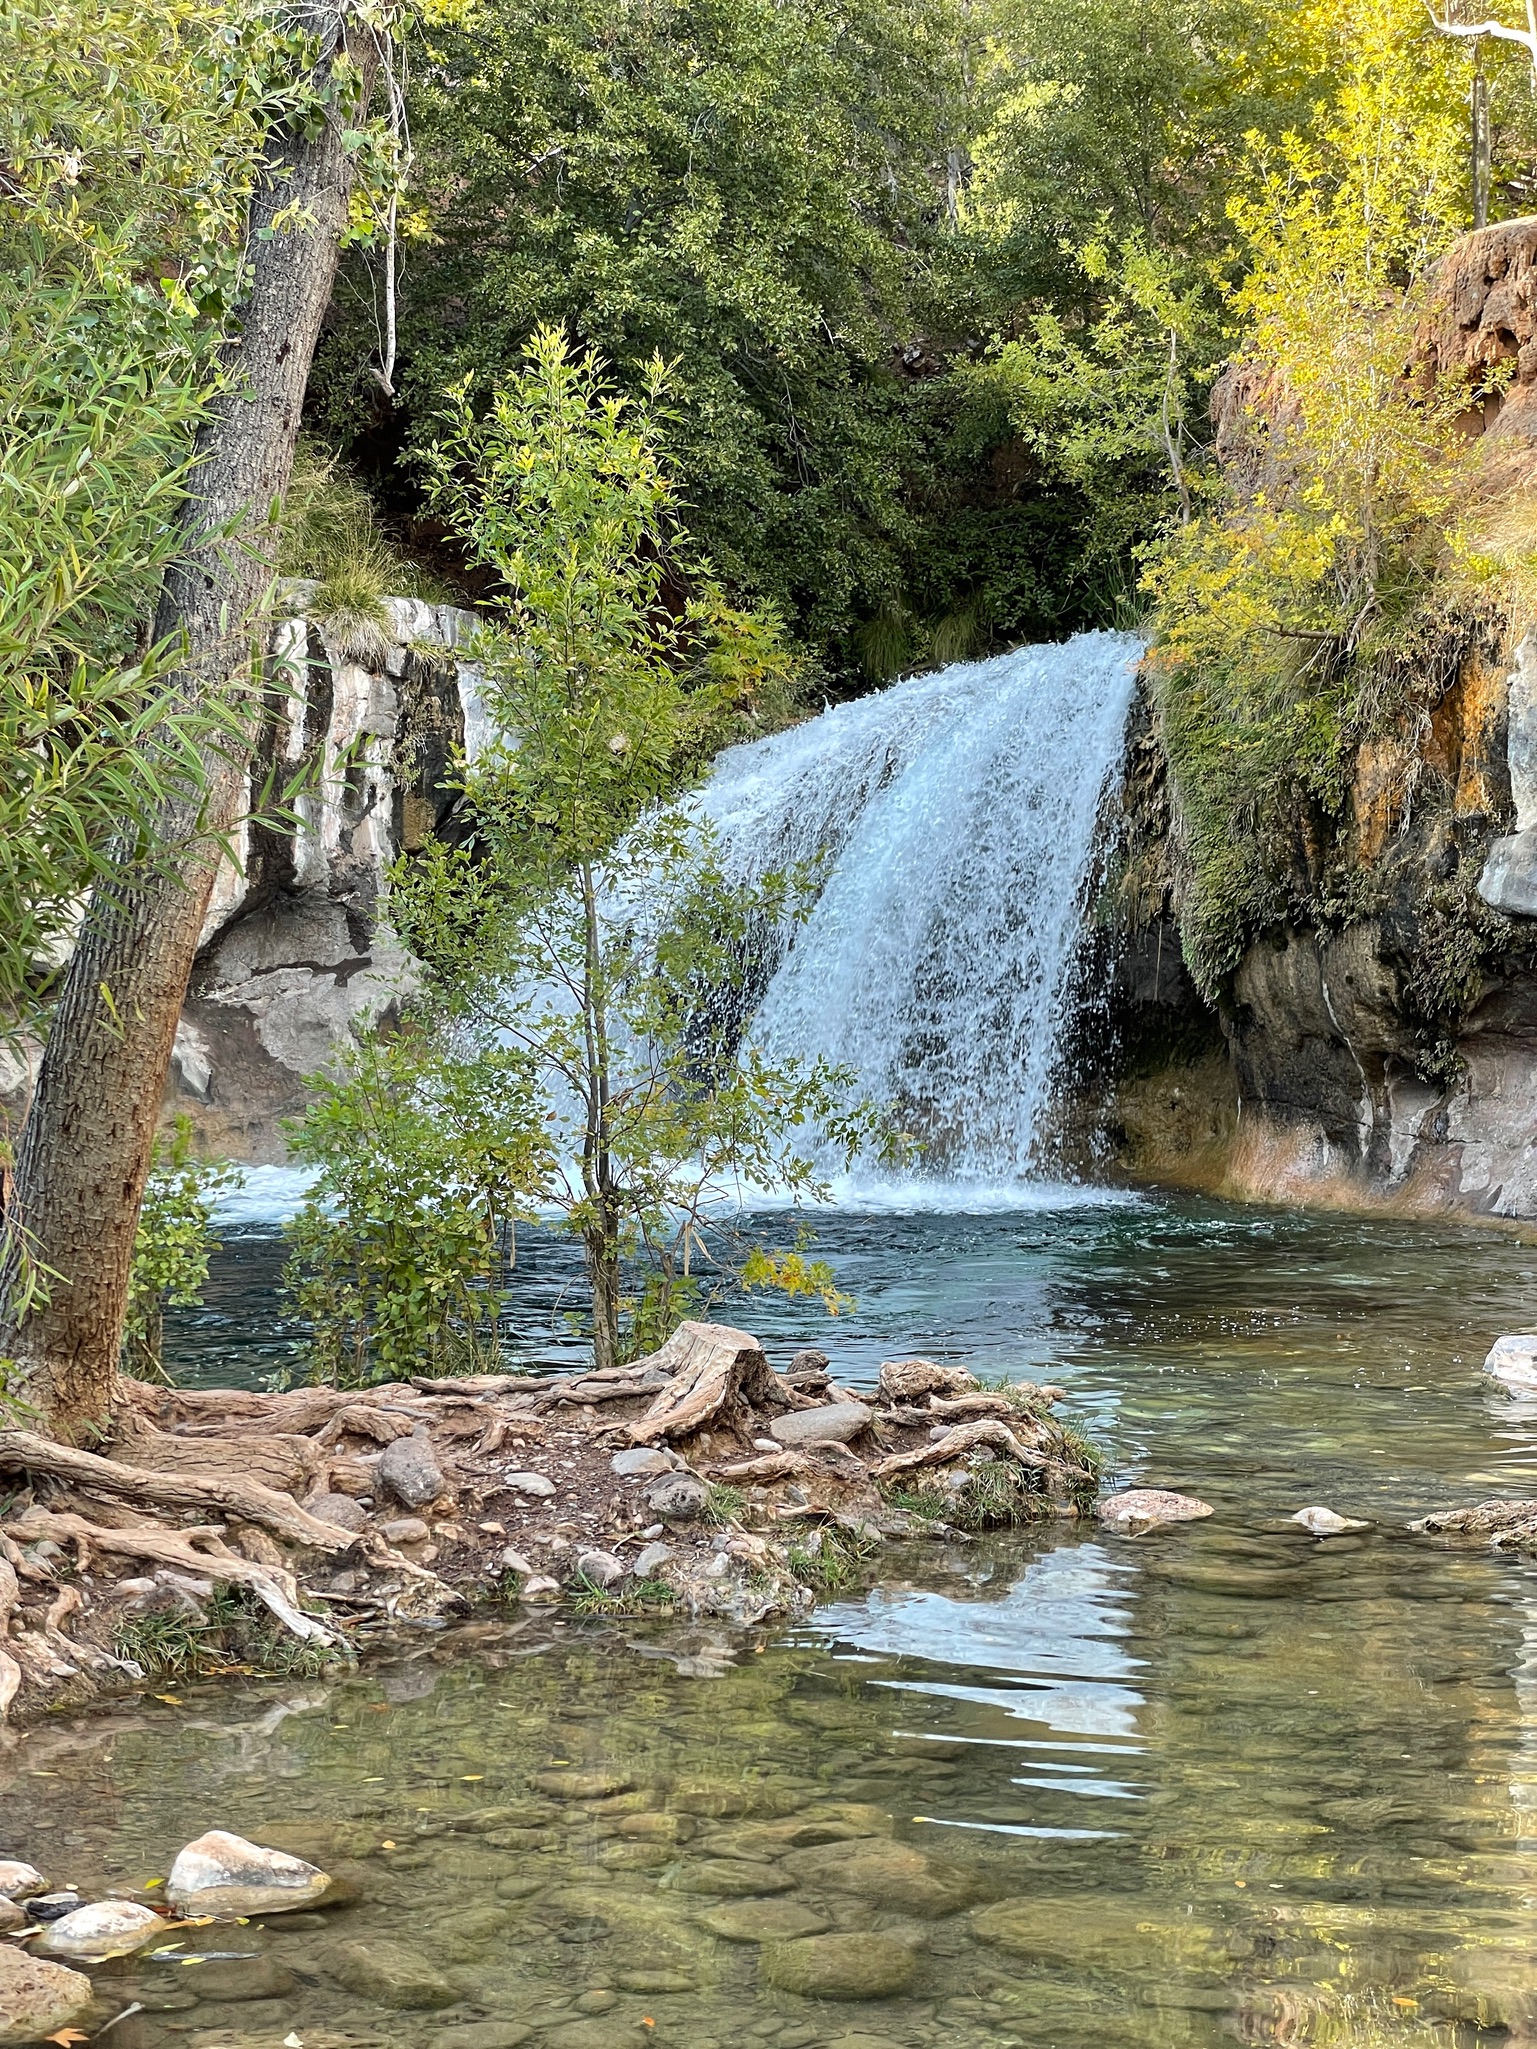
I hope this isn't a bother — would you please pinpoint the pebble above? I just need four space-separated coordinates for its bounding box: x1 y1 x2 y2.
500 1547 536 1575
380 1516 431 1546
35 1900 165 1962
574 1990 616 2013
506 1472 557 1498
760 1932 918 2000
632 1542 672 1577
769 1402 872 1448
0 1864 43 1903
1291 1505 1369 1534
610 1447 681 1477
380 1425 449 1509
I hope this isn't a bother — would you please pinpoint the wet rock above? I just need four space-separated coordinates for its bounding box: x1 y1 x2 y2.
181 1955 298 2002
574 1991 616 2013
611 1448 681 1477
35 1900 165 1962
506 1470 556 1498
667 1859 795 1896
380 1516 431 1546
614 1970 695 1993
769 1402 872 1448
519 1574 562 1602
1484 1334 1537 1392
826 2035 911 2049
23 1893 80 1921
432 2027 533 2049
532 1770 636 1800
1291 1505 1369 1534
0 1864 43 1902
381 1425 448 1509
544 2025 627 2049
168 1830 332 1918
632 1542 672 1577
760 1932 918 2000
971 1895 1219 1972
781 1839 981 1918
307 1491 371 1532
332 1938 458 2009
643 1472 710 1520
617 1813 694 1844
698 1900 830 1942
1097 1488 1213 1534
573 1549 624 1589
0 1947 93 2047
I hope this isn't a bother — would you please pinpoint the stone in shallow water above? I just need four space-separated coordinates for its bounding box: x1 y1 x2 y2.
697 1900 830 1942
0 1947 93 2047
168 1829 332 1918
617 1812 694 1844
531 1770 635 1800
1097 1488 1213 1534
179 1955 298 2002
1291 1504 1368 1534
781 1839 981 1918
0 1903 23 1936
667 1859 794 1896
1484 1333 1537 1392
760 1933 918 2000
432 2026 533 2048
614 1970 695 1993
544 2025 631 2049
35 1899 165 1962
0 1863 44 1902
331 1938 458 2010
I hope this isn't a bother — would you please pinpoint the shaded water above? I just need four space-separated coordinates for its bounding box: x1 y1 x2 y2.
27 1194 1537 2048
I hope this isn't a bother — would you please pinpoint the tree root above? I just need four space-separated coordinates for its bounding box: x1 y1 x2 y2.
627 1322 781 1443
0 1430 355 1552
871 1416 1089 1484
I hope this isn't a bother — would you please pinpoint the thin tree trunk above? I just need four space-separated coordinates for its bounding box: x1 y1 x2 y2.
0 6 380 1437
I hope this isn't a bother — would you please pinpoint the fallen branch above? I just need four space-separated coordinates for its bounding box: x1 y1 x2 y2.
712 1451 812 1483
0 1431 354 1552
872 1417 1058 1480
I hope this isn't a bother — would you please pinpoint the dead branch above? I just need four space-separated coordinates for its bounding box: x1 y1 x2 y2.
711 1451 813 1483
0 1431 354 1552
872 1417 1057 1480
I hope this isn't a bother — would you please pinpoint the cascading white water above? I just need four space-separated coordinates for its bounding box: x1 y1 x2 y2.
698 630 1141 1186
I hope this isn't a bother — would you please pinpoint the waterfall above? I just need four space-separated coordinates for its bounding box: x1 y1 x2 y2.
698 630 1140 1188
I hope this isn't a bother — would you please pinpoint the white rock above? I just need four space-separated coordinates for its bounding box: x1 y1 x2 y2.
35 1899 165 1962
505 1471 556 1498
519 1574 562 1603
1484 1334 1537 1392
769 1401 872 1448
1291 1505 1369 1535
610 1447 681 1478
499 1546 535 1575
0 1863 44 1902
574 1549 624 1588
1097 1488 1214 1534
632 1542 672 1577
167 1829 332 1918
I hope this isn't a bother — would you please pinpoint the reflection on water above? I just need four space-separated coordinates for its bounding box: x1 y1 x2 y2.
37 1195 1537 2043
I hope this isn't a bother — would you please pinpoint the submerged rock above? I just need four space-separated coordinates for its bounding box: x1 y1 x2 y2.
35 1899 164 1962
1097 1488 1213 1534
0 1864 43 1903
167 1829 332 1917
0 1947 93 2046
760 1932 918 1999
331 1937 457 2009
666 1858 794 1896
770 1403 873 1448
1484 1334 1537 1392
781 1838 981 1917
380 1425 448 1508
698 1899 830 1941
1291 1505 1368 1534
434 2026 533 2049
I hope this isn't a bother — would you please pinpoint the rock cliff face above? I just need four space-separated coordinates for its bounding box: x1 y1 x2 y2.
1095 220 1537 1215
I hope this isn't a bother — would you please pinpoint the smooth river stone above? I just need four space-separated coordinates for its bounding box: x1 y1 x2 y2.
781 1838 981 1917
531 1771 635 1800
35 1900 165 1962
1096 1488 1213 1535
0 1863 44 1902
666 1859 795 1896
167 1829 332 1917
769 1403 872 1448
698 1900 830 1942
760 1933 918 2000
331 1937 457 2009
617 1812 695 1843
434 2028 534 2049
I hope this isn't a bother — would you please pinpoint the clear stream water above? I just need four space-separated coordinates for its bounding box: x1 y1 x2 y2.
19 1191 1537 2049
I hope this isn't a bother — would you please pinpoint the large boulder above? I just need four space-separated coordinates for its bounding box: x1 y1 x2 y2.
167 1830 332 1918
0 1947 94 2047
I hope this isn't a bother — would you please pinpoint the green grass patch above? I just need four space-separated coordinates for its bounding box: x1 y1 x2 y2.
568 1573 676 1618
112 1587 343 1683
785 1523 876 1595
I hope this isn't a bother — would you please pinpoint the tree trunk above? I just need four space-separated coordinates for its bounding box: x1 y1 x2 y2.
0 6 380 1437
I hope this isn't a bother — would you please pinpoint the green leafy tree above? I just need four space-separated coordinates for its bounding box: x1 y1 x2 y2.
309 328 896 1374
123 1117 243 1384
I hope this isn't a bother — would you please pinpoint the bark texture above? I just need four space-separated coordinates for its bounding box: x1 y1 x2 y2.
0 7 379 1434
